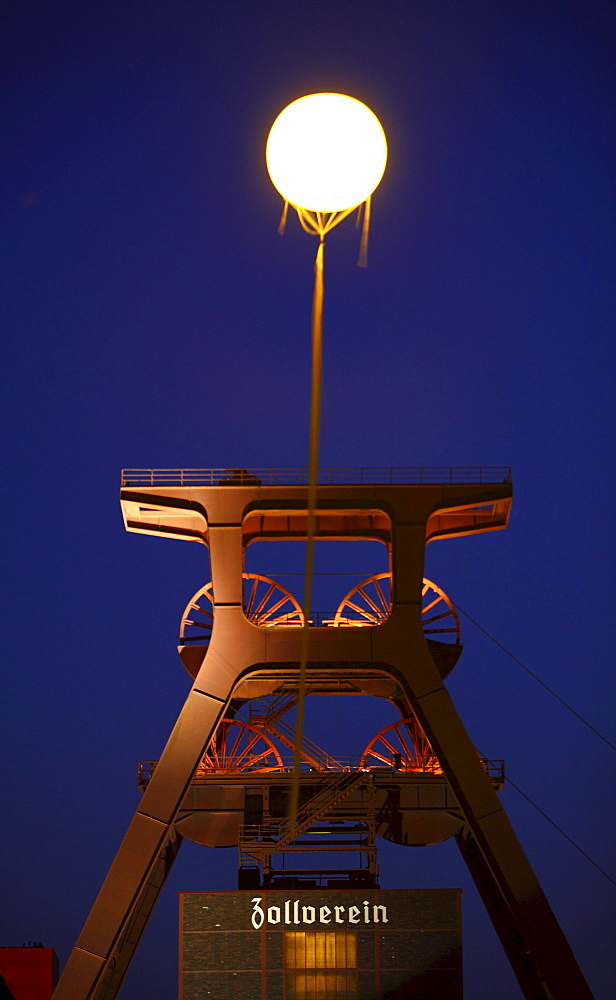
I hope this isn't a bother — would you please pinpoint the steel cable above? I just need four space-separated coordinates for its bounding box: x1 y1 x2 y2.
457 604 616 753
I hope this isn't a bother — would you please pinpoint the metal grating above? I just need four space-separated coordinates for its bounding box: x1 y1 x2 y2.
121 466 512 487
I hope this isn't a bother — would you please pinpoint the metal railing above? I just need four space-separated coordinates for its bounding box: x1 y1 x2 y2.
121 466 512 488
137 757 504 784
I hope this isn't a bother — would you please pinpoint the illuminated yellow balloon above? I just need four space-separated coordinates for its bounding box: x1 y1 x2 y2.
266 93 387 213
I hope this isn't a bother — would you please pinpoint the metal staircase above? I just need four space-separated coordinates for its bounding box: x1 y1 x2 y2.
239 770 377 886
249 695 345 771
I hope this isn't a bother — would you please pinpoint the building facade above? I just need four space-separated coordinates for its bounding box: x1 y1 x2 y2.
180 888 462 1000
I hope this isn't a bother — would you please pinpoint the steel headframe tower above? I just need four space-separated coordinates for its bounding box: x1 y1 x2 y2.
53 466 594 1000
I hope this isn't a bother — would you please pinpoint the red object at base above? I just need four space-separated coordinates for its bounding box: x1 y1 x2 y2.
0 949 58 1000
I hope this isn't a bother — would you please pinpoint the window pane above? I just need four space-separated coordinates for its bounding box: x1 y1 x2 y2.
285 971 358 999
285 932 358 998
344 933 356 969
326 933 337 968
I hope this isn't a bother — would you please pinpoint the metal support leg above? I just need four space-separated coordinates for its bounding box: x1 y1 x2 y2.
93 831 183 1000
455 829 549 1000
395 643 594 1000
53 679 230 999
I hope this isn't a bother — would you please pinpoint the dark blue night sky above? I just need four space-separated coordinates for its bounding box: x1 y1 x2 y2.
2 3 614 998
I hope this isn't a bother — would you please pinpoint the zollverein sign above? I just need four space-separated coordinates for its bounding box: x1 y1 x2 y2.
250 896 388 929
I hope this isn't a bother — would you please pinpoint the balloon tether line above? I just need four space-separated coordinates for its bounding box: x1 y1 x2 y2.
289 232 324 833
279 202 369 833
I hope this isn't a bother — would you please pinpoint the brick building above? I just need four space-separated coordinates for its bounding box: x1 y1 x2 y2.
180 888 462 1000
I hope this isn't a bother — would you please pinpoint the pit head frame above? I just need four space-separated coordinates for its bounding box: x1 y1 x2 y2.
52 468 594 1000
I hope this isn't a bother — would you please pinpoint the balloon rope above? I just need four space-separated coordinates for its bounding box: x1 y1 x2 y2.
357 195 371 267
278 200 289 235
295 206 357 238
288 238 324 833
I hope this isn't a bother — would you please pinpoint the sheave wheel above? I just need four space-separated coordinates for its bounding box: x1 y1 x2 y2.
180 573 304 648
360 718 442 773
196 719 284 773
333 573 460 642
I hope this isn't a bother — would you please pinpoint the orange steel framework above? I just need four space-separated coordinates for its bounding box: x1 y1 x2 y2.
52 467 594 1000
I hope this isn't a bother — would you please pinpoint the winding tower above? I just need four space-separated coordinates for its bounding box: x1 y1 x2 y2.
53 465 593 1000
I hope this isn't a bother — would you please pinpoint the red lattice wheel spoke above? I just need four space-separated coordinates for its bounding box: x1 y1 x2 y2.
180 574 304 650
360 718 443 774
197 719 284 774
334 574 460 643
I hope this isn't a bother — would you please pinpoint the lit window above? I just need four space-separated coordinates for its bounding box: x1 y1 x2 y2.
284 931 357 999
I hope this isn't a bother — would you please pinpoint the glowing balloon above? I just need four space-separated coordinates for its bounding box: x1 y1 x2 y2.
266 93 387 213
